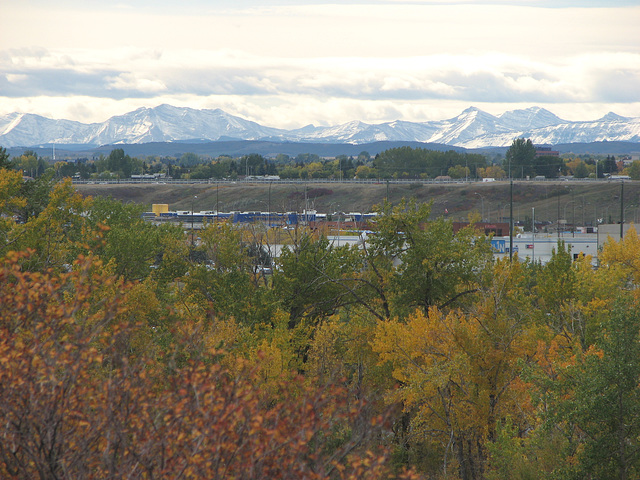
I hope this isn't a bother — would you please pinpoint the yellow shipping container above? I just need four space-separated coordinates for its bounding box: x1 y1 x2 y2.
152 204 169 216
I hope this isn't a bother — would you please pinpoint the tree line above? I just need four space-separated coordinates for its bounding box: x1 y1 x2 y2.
4 141 638 182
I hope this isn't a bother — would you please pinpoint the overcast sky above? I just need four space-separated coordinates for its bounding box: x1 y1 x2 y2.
1 0 638 128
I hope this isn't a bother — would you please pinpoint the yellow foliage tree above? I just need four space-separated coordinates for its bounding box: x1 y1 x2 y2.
599 225 640 287
11 178 92 271
0 169 27 252
372 259 539 480
477 166 506 179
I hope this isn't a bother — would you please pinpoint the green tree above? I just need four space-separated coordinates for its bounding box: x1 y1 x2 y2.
504 138 536 178
15 152 41 177
240 153 268 176
180 152 201 167
535 155 564 178
573 161 589 178
548 298 640 480
184 221 276 327
601 155 618 175
0 146 13 169
97 148 139 178
10 178 90 272
85 196 176 281
628 160 640 180
355 165 376 179
357 151 371 164
16 171 57 223
366 199 493 319
534 241 578 336
190 162 214 179
273 232 364 329
448 164 470 179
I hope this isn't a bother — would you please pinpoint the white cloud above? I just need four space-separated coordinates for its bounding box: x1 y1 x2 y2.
0 2 638 128
106 73 167 94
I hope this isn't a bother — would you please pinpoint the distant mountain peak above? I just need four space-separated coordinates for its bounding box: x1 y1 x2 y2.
0 105 638 149
498 107 564 131
599 112 629 122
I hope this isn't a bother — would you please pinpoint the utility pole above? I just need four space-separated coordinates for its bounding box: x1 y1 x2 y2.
509 180 513 262
620 181 624 239
191 195 197 249
532 207 535 264
268 182 272 226
557 187 560 239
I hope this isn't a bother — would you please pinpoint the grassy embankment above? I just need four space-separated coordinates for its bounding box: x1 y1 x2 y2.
75 180 640 227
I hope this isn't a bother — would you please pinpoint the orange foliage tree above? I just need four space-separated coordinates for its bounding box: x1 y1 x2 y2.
0 250 419 479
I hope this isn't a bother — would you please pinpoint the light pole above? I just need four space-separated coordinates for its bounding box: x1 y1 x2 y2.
563 200 575 237
331 204 341 247
268 182 272 226
338 209 341 247
257 200 270 226
624 204 636 228
474 192 485 222
532 207 535 263
603 204 615 224
191 195 197 248
501 203 510 223
620 181 625 239
582 200 590 227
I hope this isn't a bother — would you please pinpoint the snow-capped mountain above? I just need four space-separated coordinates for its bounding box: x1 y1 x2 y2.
0 112 99 147
1 104 639 149
497 106 564 131
90 105 286 145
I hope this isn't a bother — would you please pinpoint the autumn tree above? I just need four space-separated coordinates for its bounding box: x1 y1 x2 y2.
8 178 91 272
477 165 506 179
0 169 27 253
373 258 538 480
0 250 417 480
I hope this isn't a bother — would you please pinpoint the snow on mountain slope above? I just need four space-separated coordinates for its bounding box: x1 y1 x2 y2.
88 104 286 145
0 113 97 147
524 117 640 146
0 104 638 149
426 107 513 145
497 107 564 131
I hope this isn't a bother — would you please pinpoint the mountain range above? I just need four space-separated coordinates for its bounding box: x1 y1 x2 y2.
1 104 639 149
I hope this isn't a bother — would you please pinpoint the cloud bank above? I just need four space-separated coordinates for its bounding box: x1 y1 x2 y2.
1 2 638 127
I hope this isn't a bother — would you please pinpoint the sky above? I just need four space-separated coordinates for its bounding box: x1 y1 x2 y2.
1 0 639 129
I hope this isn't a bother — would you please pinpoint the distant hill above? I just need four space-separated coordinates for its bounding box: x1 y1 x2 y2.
74 179 640 228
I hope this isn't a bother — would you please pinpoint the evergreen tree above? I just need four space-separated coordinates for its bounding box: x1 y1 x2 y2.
0 146 13 169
